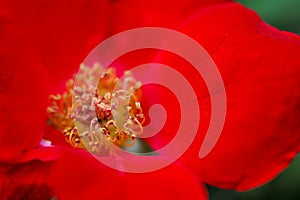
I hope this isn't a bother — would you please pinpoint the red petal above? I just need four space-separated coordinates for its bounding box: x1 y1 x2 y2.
0 12 48 162
43 125 72 148
112 0 232 33
0 160 54 199
172 3 300 190
19 147 62 163
3 0 112 93
50 148 208 200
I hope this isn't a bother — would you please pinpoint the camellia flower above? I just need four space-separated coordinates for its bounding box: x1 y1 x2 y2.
0 0 300 200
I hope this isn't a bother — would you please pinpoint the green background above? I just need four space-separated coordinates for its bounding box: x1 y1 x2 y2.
210 1 300 199
238 0 300 34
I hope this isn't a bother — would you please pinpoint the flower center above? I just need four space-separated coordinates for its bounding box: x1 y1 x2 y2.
47 63 145 152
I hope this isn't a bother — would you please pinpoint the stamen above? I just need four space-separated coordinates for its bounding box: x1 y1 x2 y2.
46 63 145 153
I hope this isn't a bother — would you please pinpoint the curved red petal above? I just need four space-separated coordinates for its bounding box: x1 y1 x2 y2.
173 3 300 190
111 0 232 34
19 147 62 163
49 148 208 200
0 12 48 162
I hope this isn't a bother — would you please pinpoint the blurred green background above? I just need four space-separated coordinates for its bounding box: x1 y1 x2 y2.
209 0 300 199
238 0 300 34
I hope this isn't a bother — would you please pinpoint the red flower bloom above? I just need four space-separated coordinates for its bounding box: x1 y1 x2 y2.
0 0 300 199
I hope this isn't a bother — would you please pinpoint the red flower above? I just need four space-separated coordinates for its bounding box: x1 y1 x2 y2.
0 0 300 199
